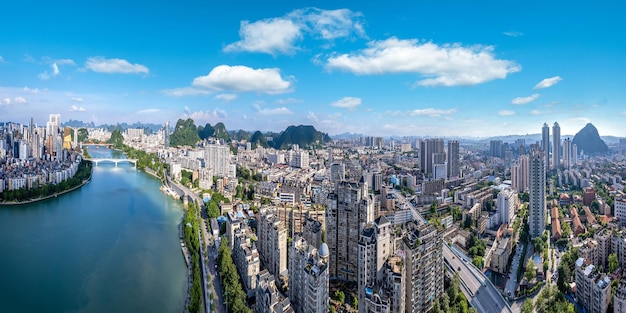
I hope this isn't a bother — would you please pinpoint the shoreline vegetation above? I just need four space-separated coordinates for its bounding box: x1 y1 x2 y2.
0 160 93 206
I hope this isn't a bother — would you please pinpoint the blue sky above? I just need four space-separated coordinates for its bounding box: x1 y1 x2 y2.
1 0 624 137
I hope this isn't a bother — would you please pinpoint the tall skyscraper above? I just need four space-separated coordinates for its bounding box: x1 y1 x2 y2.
511 155 529 192
563 138 572 170
542 123 550 171
447 140 460 179
164 121 170 149
529 152 546 238
420 138 444 178
289 237 329 313
552 122 561 170
46 114 61 138
326 180 374 282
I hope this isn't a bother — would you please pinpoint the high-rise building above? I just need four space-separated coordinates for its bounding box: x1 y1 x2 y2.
575 258 611 313
552 122 561 170
542 123 550 171
615 278 626 313
255 270 294 313
529 152 546 238
563 138 572 170
402 222 444 313
511 155 529 192
204 142 233 178
447 140 460 179
420 138 444 178
289 237 329 313
326 180 374 282
164 121 170 149
258 208 288 280
498 188 517 225
572 144 578 166
490 140 504 158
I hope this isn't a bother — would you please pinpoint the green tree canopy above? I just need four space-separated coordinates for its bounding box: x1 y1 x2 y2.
170 118 200 147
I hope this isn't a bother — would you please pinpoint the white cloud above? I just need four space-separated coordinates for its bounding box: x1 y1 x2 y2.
511 93 540 105
498 110 515 116
253 102 293 115
224 18 302 55
23 86 39 93
529 110 548 116
137 108 161 114
274 98 302 105
2 98 10 105
162 87 212 97
69 105 86 112
503 31 523 37
182 109 228 123
224 8 365 55
409 108 457 117
307 111 319 121
215 94 238 101
39 62 61 80
14 97 27 104
71 97 83 102
325 37 520 87
85 57 149 74
534 76 562 89
330 97 361 110
192 65 292 94
0 56 4 63
55 59 75 66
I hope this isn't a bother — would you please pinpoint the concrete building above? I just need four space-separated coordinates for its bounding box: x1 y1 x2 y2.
326 180 374 282
402 222 443 313
563 138 573 170
255 269 294 313
447 140 460 179
594 228 612 270
258 208 288 280
233 227 261 296
575 258 611 313
542 123 550 172
615 199 626 225
289 237 329 313
529 152 546 238
552 122 561 170
511 155 529 192
614 278 626 313
490 237 512 274
578 240 599 267
204 143 233 178
420 138 444 178
358 216 394 313
126 128 143 141
498 188 517 226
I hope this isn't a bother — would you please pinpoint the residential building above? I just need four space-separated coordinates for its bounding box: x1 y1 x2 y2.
326 180 374 282
529 152 546 238
358 216 393 313
615 278 626 313
258 208 288 280
255 270 294 313
552 122 561 170
204 142 233 178
615 199 626 225
542 123 550 171
289 237 329 313
511 155 529 192
402 222 444 313
447 140 460 179
498 188 517 225
491 237 512 274
575 258 611 313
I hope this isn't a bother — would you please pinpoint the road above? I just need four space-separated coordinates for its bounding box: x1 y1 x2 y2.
392 190 514 313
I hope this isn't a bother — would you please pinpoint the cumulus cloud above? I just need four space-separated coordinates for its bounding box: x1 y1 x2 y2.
14 97 27 104
69 105 86 112
325 37 520 87
2 98 10 105
409 108 457 117
274 98 302 105
307 111 319 121
215 94 238 101
23 86 39 93
85 57 149 74
55 59 75 66
253 102 293 115
511 93 540 105
71 97 83 102
498 110 515 116
224 8 365 55
38 62 61 80
191 65 292 94
529 110 548 116
182 109 228 123
0 56 4 63
534 76 562 89
330 97 361 110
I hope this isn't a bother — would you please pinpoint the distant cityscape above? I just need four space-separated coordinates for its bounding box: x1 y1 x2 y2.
3 114 626 313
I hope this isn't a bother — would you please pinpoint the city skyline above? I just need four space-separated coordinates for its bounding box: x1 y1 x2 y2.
1 1 625 137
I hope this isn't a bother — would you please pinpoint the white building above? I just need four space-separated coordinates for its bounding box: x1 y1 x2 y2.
497 188 517 226
289 237 329 313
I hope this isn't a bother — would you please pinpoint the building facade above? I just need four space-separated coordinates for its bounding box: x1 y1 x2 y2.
529 152 546 238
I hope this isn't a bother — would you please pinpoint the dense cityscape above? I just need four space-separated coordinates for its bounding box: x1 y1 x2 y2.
2 114 626 313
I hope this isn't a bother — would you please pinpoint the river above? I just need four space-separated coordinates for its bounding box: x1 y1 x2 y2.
0 146 187 313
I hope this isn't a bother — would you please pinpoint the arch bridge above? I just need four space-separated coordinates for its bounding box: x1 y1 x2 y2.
85 158 138 167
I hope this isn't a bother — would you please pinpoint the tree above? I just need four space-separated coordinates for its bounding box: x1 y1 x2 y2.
521 298 534 313
464 216 473 229
333 290 345 303
525 259 536 282
472 256 484 269
557 264 570 293
170 118 201 147
430 200 438 214
609 253 619 273
590 200 601 214
448 273 460 300
451 206 462 222
353 297 358 310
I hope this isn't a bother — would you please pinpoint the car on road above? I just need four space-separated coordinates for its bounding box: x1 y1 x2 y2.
458 266 461 271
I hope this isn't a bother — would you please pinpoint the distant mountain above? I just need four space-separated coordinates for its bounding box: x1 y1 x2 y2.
331 132 363 140
249 131 269 149
63 119 95 128
213 122 230 141
272 125 331 149
572 123 608 155
197 123 215 140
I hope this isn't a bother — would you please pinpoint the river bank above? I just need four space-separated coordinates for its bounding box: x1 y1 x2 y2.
0 167 93 206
